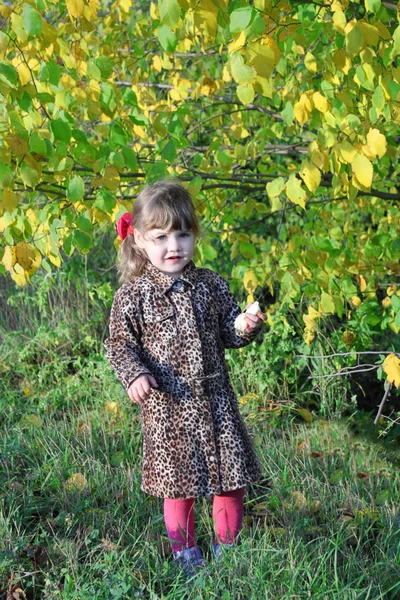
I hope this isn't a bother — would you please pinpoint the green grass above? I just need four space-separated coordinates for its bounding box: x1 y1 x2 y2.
1 333 400 599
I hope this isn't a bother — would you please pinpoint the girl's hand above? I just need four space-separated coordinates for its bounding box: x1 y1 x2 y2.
244 302 266 331
128 374 158 405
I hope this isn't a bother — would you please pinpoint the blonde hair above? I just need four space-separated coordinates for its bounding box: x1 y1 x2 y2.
116 178 201 284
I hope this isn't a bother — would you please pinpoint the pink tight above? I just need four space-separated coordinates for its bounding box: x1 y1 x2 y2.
163 487 245 552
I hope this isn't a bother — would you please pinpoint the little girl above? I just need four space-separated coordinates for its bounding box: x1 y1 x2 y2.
104 179 266 575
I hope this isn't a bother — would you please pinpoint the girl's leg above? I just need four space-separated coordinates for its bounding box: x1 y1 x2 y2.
163 498 196 552
212 487 245 546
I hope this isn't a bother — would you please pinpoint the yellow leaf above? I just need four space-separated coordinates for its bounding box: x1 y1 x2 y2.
66 0 84 18
286 174 306 209
366 128 387 158
352 153 373 188
103 401 123 418
228 31 246 53
338 141 357 164
1 245 16 271
1 188 19 212
358 22 379 46
237 83 254 105
65 473 88 492
382 354 400 388
294 94 312 126
300 160 321 193
119 0 132 12
346 22 364 56
14 242 36 272
333 49 351 74
304 52 317 73
243 269 258 293
247 42 275 79
332 9 346 34
17 63 31 86
19 414 43 428
152 55 162 73
309 141 326 170
6 135 28 157
103 166 120 191
254 76 272 98
313 92 328 113
382 297 391 308
11 267 26 287
303 305 320 328
358 275 367 292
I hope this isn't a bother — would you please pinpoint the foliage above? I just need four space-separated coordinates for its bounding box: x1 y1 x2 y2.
0 0 399 375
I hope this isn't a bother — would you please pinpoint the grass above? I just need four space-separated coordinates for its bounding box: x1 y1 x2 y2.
1 331 400 599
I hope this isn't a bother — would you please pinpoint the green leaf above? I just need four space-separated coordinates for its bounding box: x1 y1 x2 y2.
20 163 39 188
109 122 127 149
320 292 335 314
77 214 91 234
296 408 314 422
266 177 286 198
230 51 256 85
202 242 218 261
147 161 168 182
95 56 114 78
157 24 177 52
391 295 400 311
237 83 255 105
393 26 400 58
159 0 181 29
0 62 18 86
239 241 256 259
67 176 85 202
47 61 61 86
73 230 92 254
365 0 381 12
50 119 71 143
161 138 177 163
17 91 32 111
372 85 385 110
0 163 12 189
230 7 254 33
282 101 294 125
122 147 138 170
22 4 43 37
329 470 344 485
94 190 116 214
29 132 47 155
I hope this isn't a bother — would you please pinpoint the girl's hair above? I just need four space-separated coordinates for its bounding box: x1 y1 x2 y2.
116 178 201 284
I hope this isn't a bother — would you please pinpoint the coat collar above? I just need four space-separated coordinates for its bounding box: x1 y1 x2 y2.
143 260 198 294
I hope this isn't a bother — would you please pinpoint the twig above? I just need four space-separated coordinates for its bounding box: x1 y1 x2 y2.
374 381 392 425
307 365 379 379
296 351 397 359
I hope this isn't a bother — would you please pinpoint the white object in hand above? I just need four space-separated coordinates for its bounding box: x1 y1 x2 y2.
234 301 261 334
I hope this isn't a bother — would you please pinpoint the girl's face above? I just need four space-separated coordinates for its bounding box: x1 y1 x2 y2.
134 227 196 279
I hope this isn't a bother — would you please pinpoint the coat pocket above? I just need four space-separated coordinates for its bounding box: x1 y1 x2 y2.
142 304 177 345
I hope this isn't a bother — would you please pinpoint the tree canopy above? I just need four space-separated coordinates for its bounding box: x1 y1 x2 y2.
0 0 399 361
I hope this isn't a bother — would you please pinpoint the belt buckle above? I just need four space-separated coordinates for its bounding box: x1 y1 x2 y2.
191 371 220 395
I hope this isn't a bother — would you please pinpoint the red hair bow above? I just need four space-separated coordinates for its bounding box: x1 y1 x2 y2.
116 212 134 240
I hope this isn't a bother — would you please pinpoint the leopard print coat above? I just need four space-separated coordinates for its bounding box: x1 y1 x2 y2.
104 259 264 498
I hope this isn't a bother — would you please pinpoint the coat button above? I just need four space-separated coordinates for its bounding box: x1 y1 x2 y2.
155 316 161 322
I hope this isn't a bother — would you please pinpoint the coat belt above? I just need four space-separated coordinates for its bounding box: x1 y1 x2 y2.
190 371 221 395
